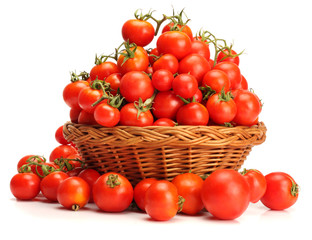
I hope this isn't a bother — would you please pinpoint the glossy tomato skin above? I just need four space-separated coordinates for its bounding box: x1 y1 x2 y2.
172 73 198 99
90 61 119 81
153 118 176 126
119 103 154 127
172 173 204 215
122 19 155 47
217 49 240 66
94 102 120 127
78 169 101 203
236 75 248 90
157 31 191 60
145 180 180 221
134 178 158 211
152 54 179 74
148 48 160 65
55 126 69 145
120 71 154 102
40 171 69 201
63 81 89 109
201 169 250 220
105 73 121 96
152 69 174 92
260 172 299 210
70 107 81 123
189 40 210 61
17 155 45 173
162 23 193 40
202 69 230 93
78 109 97 125
176 102 209 126
10 173 41 200
49 145 78 163
78 87 102 114
213 62 242 90
242 169 266 203
93 172 134 212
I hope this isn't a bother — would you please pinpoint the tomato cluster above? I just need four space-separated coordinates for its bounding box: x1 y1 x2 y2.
62 9 262 128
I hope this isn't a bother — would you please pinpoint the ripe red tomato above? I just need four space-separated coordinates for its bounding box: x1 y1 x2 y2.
201 69 230 93
151 69 174 92
157 31 191 60
189 39 210 61
152 54 179 74
201 169 250 220
162 22 193 40
178 54 211 84
152 91 184 120
49 145 78 163
10 173 41 200
148 47 160 65
117 46 149 75
232 89 261 126
193 88 203 103
119 103 154 127
55 125 69 145
133 178 158 211
78 86 102 114
120 71 154 102
172 73 198 99
90 61 119 81
69 107 81 124
176 102 209 126
172 173 204 215
63 80 89 109
122 19 155 47
40 171 69 201
57 177 90 211
78 169 101 203
145 180 181 221
217 49 240 66
260 172 299 210
213 62 242 90
93 172 134 212
236 75 248 90
94 102 120 127
78 109 97 125
241 169 266 203
17 155 45 172
153 118 176 126
105 73 121 95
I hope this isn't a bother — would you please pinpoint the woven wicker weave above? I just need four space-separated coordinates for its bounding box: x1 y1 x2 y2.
63 121 266 185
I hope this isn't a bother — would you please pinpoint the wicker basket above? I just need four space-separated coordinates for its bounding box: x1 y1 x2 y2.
63 121 266 185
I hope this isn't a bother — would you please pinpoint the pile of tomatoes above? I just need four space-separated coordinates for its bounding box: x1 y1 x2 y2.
62 9 262 128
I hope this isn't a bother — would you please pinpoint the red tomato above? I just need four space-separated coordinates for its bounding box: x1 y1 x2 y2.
40 171 69 201
78 109 97 125
49 145 78 163
117 46 149 75
93 172 134 212
119 103 154 127
69 107 81 124
172 173 204 215
201 169 250 220
206 91 237 125
232 89 261 126
57 177 90 211
152 91 184 120
217 49 240 66
236 75 248 90
157 31 191 60
17 155 45 172
172 73 198 99
178 54 211 84
133 178 158 211
241 169 267 203
148 48 160 65
105 73 121 96
189 40 210 61
67 167 84 177
176 102 209 126
152 54 179 74
90 61 119 81
122 19 155 47
145 180 181 221
202 69 230 93
260 172 299 210
162 22 193 40
120 71 154 102
152 69 174 92
63 80 89 109
55 125 69 145
213 62 242 90
10 173 41 200
78 169 101 203
153 118 176 126
78 86 102 114
94 102 120 127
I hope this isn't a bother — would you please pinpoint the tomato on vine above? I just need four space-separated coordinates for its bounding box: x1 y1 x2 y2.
90 59 119 81
119 103 154 127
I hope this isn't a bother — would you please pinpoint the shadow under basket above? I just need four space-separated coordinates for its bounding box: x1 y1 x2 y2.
63 121 267 185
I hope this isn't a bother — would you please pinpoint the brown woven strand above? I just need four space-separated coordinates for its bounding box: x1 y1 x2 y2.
63 122 266 185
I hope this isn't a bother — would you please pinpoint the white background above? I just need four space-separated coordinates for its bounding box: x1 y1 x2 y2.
1 0 311 239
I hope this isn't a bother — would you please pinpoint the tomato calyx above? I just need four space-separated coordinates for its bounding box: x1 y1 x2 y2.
70 71 90 82
106 174 121 188
290 179 300 197
177 195 185 213
134 91 156 118
217 88 233 103
199 85 216 100
118 41 138 66
167 8 190 32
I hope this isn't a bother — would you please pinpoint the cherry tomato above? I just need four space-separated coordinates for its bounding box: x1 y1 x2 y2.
176 102 209 126
162 22 193 40
122 19 155 47
78 109 97 125
17 155 45 172
120 71 154 102
213 62 242 90
157 31 191 60
152 69 174 92
145 180 181 221
172 73 198 99
63 80 89 109
201 169 250 220
148 47 160 65
133 178 158 211
57 177 90 210
189 39 210 61
172 173 204 215
67 167 84 177
78 169 101 203
236 75 248 90
201 69 230 93
55 125 69 145
69 107 81 124
94 102 120 127
40 171 69 201
261 172 299 210
105 73 121 96
93 172 134 212
217 49 240 66
153 118 176 126
90 61 119 81
49 145 78 163
152 54 179 74
10 173 41 200
78 86 102 114
241 169 266 203
193 88 203 103
119 103 154 127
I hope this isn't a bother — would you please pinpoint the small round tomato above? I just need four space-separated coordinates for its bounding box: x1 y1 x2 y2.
157 31 191 60
241 169 266 203
57 177 90 211
105 73 121 96
260 172 299 210
49 145 78 163
133 178 158 211
78 169 101 203
189 39 210 61
93 172 134 212
40 171 69 202
217 49 240 66
94 102 120 127
69 107 81 124
172 73 198 99
55 125 69 145
152 54 179 74
162 22 193 40
17 155 45 172
63 80 89 109
145 180 182 221
213 62 242 90
201 69 230 93
193 88 203 103
148 48 160 65
78 110 97 125
153 118 176 126
176 102 209 126
90 61 119 81
10 173 41 200
119 103 154 127
152 69 174 92
236 75 248 90
172 173 204 215
78 86 102 114
122 19 155 47
201 169 250 220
